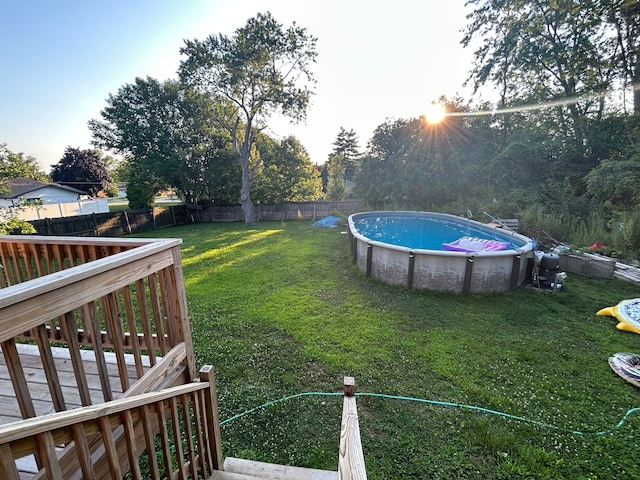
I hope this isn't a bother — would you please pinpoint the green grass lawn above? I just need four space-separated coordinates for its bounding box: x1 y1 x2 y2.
136 220 640 479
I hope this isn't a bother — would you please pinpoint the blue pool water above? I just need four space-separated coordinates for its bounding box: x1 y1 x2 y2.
352 212 526 251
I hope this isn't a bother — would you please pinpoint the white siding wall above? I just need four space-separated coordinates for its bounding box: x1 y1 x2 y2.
1 199 109 220
20 186 81 204
13 199 110 220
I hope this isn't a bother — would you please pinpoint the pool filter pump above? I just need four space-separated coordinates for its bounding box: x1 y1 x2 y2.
531 252 565 291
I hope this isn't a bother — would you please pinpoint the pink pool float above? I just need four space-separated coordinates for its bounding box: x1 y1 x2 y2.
442 236 510 253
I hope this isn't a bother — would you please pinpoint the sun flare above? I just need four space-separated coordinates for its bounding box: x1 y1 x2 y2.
424 102 446 124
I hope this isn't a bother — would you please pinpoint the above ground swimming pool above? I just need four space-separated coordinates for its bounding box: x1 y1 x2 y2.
348 211 535 293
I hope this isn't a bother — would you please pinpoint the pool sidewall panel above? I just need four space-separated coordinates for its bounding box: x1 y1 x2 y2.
370 243 411 286
412 253 468 292
349 211 534 293
467 255 512 292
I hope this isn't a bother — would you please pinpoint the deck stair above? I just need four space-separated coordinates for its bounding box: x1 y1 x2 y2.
210 376 365 480
210 458 338 480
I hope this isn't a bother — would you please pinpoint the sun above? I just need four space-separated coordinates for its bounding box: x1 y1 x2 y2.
424 102 447 124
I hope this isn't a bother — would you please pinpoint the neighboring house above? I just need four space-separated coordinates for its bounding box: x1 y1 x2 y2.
0 177 87 208
0 178 108 220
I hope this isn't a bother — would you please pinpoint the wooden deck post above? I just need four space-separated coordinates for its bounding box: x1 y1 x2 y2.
171 245 197 381
339 377 367 480
199 365 224 471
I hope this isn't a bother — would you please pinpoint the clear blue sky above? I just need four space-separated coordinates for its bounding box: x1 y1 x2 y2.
1 0 476 171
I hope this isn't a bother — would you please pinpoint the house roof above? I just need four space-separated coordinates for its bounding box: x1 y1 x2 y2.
0 177 86 199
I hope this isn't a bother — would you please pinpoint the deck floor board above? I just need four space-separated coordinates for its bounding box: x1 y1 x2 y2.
0 343 147 426
0 343 152 478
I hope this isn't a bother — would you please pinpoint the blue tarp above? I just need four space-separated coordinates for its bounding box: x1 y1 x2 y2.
312 215 341 227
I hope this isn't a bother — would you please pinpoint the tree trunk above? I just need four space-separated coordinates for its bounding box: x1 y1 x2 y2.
240 162 255 225
634 64 640 114
633 24 640 115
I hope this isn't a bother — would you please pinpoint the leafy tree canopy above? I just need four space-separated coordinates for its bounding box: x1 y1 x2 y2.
179 11 317 223
119 158 162 209
463 0 640 149
355 96 513 210
0 144 46 234
0 143 49 183
89 77 238 205
253 135 323 203
586 147 640 210
50 147 112 197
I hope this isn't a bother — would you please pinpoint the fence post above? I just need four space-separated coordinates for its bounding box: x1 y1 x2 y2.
167 206 174 226
91 213 98 236
123 211 132 235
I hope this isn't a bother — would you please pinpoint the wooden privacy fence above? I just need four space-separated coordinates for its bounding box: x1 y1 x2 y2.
28 200 361 237
29 206 193 237
205 200 361 222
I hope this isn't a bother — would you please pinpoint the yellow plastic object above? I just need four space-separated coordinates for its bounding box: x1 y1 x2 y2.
596 305 616 317
597 298 640 335
616 322 640 334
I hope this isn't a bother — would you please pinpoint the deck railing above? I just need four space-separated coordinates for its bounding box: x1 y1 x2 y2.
338 377 367 480
0 235 196 477
0 235 366 479
0 235 195 410
0 365 223 480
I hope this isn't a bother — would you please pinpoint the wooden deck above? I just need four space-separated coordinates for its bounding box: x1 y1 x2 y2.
0 344 151 478
0 236 201 478
0 235 367 479
0 344 149 426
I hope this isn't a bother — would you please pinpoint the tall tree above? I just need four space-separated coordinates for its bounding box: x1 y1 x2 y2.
0 143 48 182
252 135 323 203
179 11 317 224
607 0 640 114
89 77 237 205
50 147 111 196
463 0 624 140
318 162 330 193
330 127 361 182
325 158 346 201
462 0 640 204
